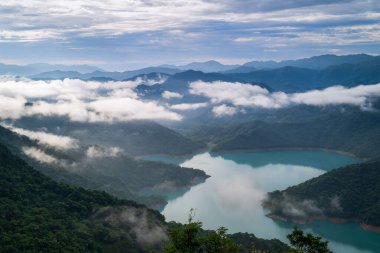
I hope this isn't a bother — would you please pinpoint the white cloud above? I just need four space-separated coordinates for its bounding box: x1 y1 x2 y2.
22 146 59 164
86 146 123 158
190 81 380 111
1 0 378 49
3 124 79 150
189 80 288 108
162 91 183 99
170 102 208 110
0 95 26 119
212 104 237 117
291 84 380 107
0 77 182 122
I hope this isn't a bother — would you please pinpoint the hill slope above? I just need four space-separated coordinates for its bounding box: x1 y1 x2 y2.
213 110 380 159
263 160 380 228
0 141 167 252
0 124 208 208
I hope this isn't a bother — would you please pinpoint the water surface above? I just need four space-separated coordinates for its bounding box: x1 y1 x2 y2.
144 150 379 253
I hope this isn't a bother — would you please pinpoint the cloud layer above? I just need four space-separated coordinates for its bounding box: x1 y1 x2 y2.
3 124 79 150
0 0 378 69
0 77 182 122
190 81 380 116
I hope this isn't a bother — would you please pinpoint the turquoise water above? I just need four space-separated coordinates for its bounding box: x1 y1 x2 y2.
143 150 380 253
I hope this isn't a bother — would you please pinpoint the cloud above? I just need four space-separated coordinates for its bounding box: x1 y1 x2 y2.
162 91 183 99
212 104 238 117
0 77 182 122
170 102 208 110
22 146 59 165
86 146 123 158
190 81 380 112
189 81 288 108
291 84 380 108
94 206 168 250
3 124 79 150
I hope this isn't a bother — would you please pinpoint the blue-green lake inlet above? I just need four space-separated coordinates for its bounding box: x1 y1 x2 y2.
143 150 380 253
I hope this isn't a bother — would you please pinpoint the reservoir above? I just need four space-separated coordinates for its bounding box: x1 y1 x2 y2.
144 150 380 253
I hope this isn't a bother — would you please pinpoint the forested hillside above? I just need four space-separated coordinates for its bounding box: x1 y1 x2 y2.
0 141 167 252
0 124 208 208
212 111 380 159
263 160 380 228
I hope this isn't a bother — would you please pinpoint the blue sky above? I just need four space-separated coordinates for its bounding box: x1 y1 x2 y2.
0 0 379 70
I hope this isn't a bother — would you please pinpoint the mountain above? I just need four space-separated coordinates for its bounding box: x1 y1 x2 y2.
222 66 256 74
31 67 180 81
211 109 380 159
27 63 103 74
0 123 208 208
0 140 168 252
30 70 84 80
0 63 102 76
161 60 239 72
263 159 380 229
133 70 270 103
243 54 377 70
228 66 318 92
15 118 206 157
0 63 37 76
228 58 380 92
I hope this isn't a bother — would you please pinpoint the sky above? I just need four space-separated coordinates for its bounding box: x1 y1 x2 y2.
0 0 379 70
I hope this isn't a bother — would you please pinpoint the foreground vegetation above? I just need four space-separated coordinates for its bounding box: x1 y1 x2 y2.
164 211 332 253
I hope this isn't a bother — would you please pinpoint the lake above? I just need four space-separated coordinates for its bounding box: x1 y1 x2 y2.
143 150 380 253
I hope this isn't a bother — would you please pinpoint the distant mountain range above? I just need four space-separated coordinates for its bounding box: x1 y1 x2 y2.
0 62 103 76
160 60 239 72
2 54 380 93
30 67 180 81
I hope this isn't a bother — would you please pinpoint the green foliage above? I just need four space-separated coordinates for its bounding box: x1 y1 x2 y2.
212 110 380 159
229 233 290 253
163 209 291 253
265 160 380 227
0 124 208 208
287 228 332 253
0 141 162 252
164 209 239 253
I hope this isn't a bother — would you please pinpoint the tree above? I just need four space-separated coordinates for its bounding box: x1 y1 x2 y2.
164 209 239 253
287 228 333 253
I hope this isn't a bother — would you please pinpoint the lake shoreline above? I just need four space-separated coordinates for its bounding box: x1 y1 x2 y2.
138 147 364 163
267 213 380 234
211 147 365 160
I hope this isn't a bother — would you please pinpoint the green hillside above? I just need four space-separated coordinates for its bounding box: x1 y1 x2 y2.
0 141 166 252
213 111 380 159
263 160 380 227
0 125 208 208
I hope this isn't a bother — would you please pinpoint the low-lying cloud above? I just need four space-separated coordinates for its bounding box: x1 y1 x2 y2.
0 77 182 122
4 124 79 150
190 81 380 114
170 102 208 110
94 206 168 250
86 146 123 158
162 91 183 99
212 104 238 117
22 146 59 165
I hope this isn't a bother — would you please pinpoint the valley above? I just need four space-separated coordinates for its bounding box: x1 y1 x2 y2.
1 53 380 253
